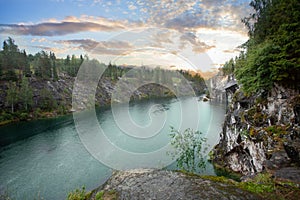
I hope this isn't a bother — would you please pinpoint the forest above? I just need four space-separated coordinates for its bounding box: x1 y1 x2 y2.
222 0 300 94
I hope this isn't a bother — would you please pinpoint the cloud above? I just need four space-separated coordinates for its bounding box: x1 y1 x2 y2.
0 22 124 36
31 38 48 43
180 32 215 53
57 39 134 55
0 1 250 37
30 45 74 54
128 4 137 10
0 15 130 36
144 0 197 27
136 0 250 33
197 0 251 31
223 48 240 54
58 39 99 50
149 29 174 48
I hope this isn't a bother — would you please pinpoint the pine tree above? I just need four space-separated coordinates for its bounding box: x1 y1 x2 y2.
50 52 58 80
22 50 31 77
19 77 33 111
6 81 18 113
235 0 300 93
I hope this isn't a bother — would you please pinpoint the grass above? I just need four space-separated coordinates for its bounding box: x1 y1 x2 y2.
94 190 117 200
201 172 300 200
67 187 117 200
67 186 88 200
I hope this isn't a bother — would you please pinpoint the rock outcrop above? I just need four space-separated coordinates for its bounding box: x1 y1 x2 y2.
214 83 300 179
0 73 206 114
89 169 262 200
207 71 228 101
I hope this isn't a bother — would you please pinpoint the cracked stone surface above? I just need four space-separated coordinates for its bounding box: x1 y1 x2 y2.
90 169 261 200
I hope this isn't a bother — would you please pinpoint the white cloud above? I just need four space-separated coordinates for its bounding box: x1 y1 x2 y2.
128 4 137 10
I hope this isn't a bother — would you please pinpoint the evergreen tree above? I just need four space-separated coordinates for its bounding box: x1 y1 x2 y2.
154 67 160 83
70 54 77 77
0 52 2 78
22 50 31 77
1 37 19 81
160 69 167 84
106 62 113 78
40 88 57 111
80 54 84 64
34 51 52 79
6 81 18 113
50 52 58 80
112 63 118 80
235 0 300 93
64 55 72 76
19 77 33 111
222 58 235 75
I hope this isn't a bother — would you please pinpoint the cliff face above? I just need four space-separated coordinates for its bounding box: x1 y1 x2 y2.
0 73 206 121
207 72 227 101
214 84 300 177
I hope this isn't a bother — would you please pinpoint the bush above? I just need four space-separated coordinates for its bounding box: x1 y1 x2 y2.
19 112 29 121
95 190 104 200
33 108 42 118
1 111 13 121
67 186 86 200
168 127 208 173
57 105 67 115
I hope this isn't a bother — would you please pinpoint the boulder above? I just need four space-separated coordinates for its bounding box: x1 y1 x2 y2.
89 169 262 200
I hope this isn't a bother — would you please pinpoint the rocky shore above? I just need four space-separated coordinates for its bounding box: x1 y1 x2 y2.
87 169 262 200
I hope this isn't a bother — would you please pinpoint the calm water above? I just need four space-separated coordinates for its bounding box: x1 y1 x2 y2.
0 97 225 199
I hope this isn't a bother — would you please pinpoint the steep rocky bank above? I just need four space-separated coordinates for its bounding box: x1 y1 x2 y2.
207 71 227 101
87 169 262 200
0 75 172 112
0 73 206 124
213 83 300 182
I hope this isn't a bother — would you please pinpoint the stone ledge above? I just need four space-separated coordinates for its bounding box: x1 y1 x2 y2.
89 169 262 200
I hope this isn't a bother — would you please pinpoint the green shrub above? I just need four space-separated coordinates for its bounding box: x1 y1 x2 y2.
168 127 208 173
57 105 67 115
95 190 104 200
19 112 29 121
33 108 42 118
1 111 13 121
67 186 87 200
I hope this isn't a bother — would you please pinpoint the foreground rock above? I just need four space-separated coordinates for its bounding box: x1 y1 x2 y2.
89 169 261 200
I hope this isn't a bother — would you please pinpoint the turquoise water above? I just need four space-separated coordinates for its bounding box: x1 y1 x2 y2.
0 97 225 199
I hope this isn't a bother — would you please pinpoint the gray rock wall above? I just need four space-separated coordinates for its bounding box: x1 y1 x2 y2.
214 84 300 176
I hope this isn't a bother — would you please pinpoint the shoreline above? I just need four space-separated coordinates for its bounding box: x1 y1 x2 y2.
0 94 200 128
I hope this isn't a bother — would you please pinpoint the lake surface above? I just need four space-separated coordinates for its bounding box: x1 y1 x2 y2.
0 97 226 199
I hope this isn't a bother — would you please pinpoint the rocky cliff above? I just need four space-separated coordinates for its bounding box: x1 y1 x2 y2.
0 76 174 112
214 83 300 180
0 73 206 123
207 71 228 101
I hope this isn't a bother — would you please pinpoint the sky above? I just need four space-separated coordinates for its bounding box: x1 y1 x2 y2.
0 0 252 72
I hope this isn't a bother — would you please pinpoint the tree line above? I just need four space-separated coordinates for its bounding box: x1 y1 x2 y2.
0 37 85 81
0 37 206 123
